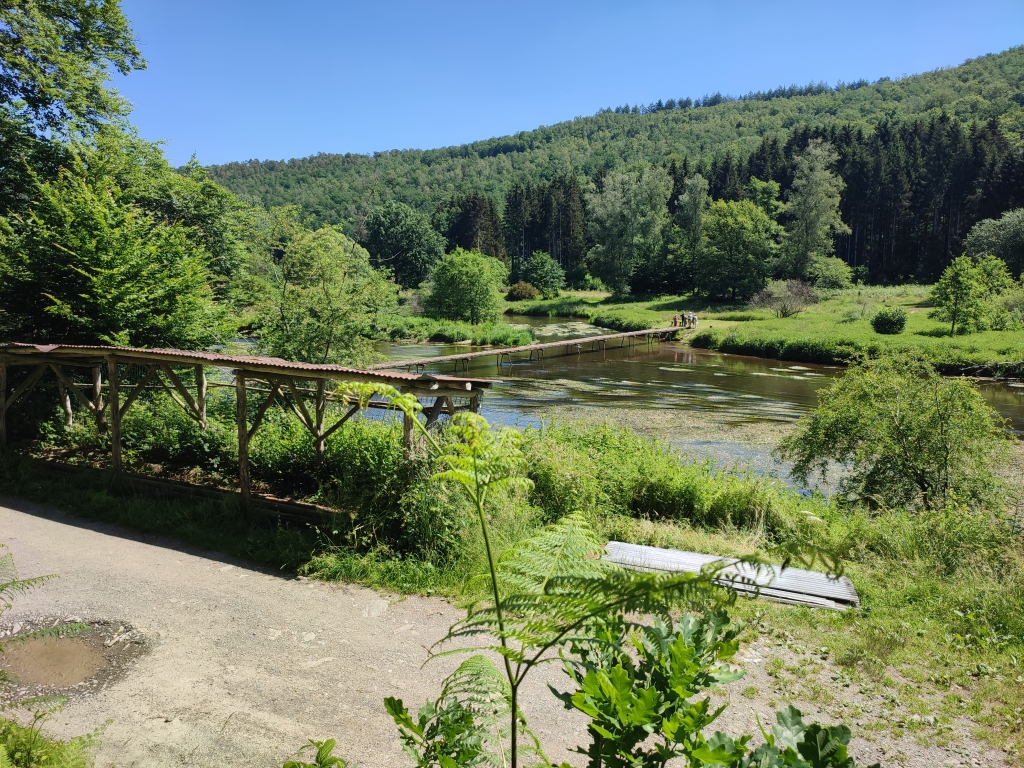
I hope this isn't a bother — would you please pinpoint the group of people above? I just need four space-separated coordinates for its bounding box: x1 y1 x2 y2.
671 313 698 329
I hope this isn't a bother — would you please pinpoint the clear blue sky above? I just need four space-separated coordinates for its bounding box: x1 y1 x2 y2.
116 0 1024 167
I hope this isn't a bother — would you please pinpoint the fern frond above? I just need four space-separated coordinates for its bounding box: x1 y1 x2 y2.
439 656 546 767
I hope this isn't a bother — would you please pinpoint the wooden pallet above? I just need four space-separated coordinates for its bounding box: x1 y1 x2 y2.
604 541 860 611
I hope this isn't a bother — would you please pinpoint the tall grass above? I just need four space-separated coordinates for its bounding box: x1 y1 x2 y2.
379 316 533 346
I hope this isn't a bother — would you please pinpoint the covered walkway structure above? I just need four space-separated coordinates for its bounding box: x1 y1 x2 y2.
0 343 498 505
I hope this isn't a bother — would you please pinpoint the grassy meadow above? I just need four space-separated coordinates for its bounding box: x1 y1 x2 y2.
513 286 1024 372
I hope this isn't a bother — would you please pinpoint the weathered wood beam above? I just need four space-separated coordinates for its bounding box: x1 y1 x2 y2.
235 372 251 508
49 365 95 413
247 379 283 441
56 378 73 427
118 365 160 419
159 363 202 423
108 357 122 471
92 365 107 435
284 378 316 434
6 364 48 412
196 366 207 429
320 404 360 442
424 397 446 430
314 379 327 462
403 411 414 459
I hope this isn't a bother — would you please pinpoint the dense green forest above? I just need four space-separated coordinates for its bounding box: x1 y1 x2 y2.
209 47 1024 283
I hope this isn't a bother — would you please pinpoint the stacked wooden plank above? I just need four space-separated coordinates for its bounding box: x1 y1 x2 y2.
604 541 860 611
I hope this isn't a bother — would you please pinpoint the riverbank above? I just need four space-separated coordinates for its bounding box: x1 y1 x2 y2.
513 287 1024 374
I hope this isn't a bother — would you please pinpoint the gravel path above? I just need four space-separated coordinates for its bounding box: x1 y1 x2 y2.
0 496 1008 767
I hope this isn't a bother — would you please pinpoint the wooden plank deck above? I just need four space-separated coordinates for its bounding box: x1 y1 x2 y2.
367 327 682 372
604 541 860 611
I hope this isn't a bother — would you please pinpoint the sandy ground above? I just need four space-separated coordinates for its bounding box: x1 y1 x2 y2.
0 496 1009 768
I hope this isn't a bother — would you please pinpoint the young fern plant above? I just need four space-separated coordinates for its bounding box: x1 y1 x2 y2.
375 393 753 768
334 384 873 768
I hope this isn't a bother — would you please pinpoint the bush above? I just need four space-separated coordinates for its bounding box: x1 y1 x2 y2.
749 280 817 318
505 281 539 301
779 353 1012 511
806 255 854 290
422 248 507 324
870 306 908 334
519 251 565 298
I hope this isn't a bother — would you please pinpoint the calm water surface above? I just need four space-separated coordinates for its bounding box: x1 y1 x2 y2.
376 315 1024 437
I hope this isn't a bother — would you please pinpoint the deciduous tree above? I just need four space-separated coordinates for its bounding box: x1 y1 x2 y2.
779 354 1010 510
694 199 780 300
585 166 671 294
423 248 507 324
362 200 445 288
782 140 850 279
929 255 988 335
244 226 397 366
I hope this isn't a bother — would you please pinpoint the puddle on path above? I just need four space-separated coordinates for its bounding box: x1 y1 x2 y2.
2 636 106 686
0 620 147 699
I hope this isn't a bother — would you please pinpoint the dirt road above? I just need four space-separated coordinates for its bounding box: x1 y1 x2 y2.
0 496 1006 767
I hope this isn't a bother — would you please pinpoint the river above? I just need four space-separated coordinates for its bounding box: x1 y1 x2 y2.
379 316 1024 429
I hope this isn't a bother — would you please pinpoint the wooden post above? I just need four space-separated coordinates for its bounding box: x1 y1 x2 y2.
0 357 6 447
470 393 480 413
314 379 327 463
92 365 107 434
196 366 207 430
56 378 73 427
108 357 122 471
403 410 415 460
235 371 251 508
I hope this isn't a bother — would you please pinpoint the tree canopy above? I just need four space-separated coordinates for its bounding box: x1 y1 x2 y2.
779 354 1011 511
586 166 671 294
361 199 444 288
423 248 507 324
0 0 144 135
0 143 226 349
241 226 397 366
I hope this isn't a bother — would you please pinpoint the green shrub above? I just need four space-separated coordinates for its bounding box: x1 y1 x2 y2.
422 249 507 324
779 353 1012 510
519 251 565 299
505 281 540 301
870 306 908 334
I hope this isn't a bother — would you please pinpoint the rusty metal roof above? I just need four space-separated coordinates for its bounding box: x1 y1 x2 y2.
0 343 499 388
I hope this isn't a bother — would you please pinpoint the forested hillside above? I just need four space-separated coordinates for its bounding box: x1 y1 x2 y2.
209 47 1024 225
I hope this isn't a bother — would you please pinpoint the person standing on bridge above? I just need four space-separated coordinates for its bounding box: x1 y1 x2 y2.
672 314 679 327
691 313 698 329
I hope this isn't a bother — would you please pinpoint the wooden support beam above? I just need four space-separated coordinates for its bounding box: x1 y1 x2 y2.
424 397 446 430
0 358 6 446
247 379 282 441
118 365 159 419
196 366 207 429
6 364 48 412
235 372 251 508
108 357 122 471
92 365 107 435
314 379 327 463
403 411 414 459
470 394 480 413
285 378 315 433
56 378 73 427
50 365 96 412
320 404 360 442
159 363 202 423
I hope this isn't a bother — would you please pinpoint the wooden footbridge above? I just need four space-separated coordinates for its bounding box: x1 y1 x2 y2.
368 327 681 374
